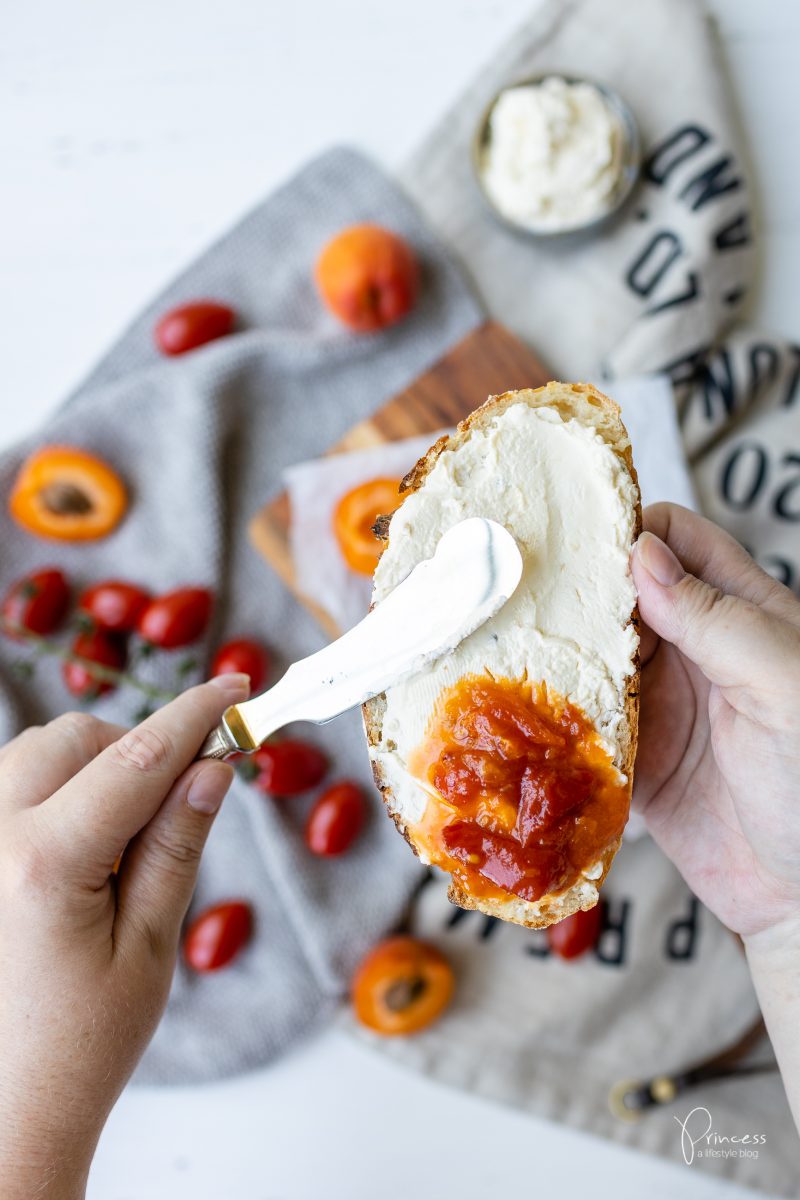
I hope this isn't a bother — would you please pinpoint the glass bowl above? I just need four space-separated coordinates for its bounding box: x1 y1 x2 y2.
471 74 642 240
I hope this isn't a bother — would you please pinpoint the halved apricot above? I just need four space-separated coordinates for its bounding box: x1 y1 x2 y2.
352 936 454 1036
333 476 402 576
10 446 128 541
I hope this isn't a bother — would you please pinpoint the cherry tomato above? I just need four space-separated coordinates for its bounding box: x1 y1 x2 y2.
154 301 236 356
211 638 269 693
137 587 213 649
305 780 366 856
547 903 603 960
63 629 126 698
253 739 327 797
78 580 151 633
1 568 70 638
183 901 253 972
352 937 454 1035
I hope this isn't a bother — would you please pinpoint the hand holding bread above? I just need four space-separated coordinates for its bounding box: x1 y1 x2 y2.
633 502 800 1131
633 502 800 941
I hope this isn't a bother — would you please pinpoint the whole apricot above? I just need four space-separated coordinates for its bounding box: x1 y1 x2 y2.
315 224 419 333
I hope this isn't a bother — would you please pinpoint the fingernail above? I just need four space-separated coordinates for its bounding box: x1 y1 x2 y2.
187 762 233 815
636 532 685 587
209 672 251 701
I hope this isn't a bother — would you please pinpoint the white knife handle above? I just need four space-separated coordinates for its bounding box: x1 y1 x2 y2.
195 675 302 760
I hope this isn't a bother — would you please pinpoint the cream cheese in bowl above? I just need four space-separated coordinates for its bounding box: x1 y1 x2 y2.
474 75 640 236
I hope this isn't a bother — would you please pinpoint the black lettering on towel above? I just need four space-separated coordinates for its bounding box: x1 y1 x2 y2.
774 454 800 522
718 441 800 523
715 212 751 251
595 899 630 966
644 125 711 186
679 157 742 212
445 906 500 941
626 231 683 297
721 441 769 512
666 897 701 961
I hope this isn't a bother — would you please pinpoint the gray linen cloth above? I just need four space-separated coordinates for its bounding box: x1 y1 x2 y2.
0 148 483 1082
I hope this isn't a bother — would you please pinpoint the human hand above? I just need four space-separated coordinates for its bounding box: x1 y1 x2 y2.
0 674 249 1200
632 502 800 942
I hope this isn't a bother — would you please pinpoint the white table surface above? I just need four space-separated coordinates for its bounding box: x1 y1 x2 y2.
3 1 798 1196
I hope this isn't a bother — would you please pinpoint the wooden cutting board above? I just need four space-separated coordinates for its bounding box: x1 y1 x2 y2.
248 320 550 637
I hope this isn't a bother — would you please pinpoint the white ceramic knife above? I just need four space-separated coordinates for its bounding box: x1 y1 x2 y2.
197 517 522 760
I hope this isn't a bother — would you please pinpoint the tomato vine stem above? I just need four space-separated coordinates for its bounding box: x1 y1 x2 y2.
0 616 177 704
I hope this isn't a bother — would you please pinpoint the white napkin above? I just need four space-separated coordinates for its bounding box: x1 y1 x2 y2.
601 374 698 510
285 431 451 631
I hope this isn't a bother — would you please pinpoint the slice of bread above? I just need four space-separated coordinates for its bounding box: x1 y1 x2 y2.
363 382 641 929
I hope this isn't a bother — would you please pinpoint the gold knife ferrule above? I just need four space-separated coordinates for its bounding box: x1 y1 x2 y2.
197 704 261 760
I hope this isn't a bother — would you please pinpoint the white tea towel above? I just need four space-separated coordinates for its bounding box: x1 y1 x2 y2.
402 0 752 385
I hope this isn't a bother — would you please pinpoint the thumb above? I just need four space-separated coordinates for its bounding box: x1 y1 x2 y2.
114 759 234 958
632 531 787 691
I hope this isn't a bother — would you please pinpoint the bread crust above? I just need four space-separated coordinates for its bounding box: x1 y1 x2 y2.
363 382 641 929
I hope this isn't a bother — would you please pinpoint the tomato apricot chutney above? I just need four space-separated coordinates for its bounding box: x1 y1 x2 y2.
409 675 629 904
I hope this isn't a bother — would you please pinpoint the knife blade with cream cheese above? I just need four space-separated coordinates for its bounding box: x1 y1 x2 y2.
197 518 522 760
